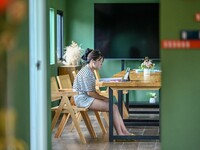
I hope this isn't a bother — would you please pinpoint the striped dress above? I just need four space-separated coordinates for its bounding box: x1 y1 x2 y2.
73 65 96 108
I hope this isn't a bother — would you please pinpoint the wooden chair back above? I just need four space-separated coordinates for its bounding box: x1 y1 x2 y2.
56 74 75 106
50 76 64 131
56 74 72 89
51 76 61 101
94 69 101 80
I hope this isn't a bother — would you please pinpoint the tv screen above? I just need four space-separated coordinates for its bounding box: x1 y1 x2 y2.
94 3 160 60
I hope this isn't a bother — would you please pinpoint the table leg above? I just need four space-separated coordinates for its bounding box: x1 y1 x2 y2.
125 93 129 112
109 87 113 142
118 90 123 117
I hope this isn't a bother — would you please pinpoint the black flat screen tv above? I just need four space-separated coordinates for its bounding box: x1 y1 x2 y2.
94 3 160 60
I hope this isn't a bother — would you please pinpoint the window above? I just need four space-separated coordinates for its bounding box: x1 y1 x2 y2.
49 8 55 65
57 10 64 61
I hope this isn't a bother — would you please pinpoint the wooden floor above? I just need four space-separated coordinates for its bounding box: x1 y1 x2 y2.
52 110 160 150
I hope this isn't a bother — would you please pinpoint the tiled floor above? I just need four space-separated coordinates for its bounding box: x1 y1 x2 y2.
52 110 160 150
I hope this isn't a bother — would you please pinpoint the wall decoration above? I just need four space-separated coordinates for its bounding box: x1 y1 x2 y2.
162 13 200 49
161 40 200 49
195 13 200 22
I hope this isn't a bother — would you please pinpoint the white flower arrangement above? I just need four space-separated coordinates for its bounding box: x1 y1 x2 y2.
62 41 83 65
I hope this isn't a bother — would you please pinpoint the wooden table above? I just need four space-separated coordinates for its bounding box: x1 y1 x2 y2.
96 70 161 141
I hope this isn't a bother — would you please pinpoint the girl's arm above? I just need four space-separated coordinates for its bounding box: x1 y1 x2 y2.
87 91 108 101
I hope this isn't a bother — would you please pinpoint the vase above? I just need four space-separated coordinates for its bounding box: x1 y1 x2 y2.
143 68 150 76
149 98 156 103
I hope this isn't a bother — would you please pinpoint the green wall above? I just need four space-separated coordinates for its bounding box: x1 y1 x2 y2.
160 0 200 149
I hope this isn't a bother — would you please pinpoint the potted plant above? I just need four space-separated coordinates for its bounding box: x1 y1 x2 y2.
149 92 157 103
62 41 84 66
140 57 155 75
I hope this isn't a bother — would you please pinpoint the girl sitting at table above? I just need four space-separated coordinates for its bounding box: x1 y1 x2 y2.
73 48 132 135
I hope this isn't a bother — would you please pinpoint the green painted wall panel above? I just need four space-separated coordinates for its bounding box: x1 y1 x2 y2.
161 0 200 149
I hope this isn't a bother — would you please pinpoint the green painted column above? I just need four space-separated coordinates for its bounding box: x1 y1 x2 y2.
160 0 200 149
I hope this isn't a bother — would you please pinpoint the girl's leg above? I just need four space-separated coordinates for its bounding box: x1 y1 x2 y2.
89 99 109 112
89 99 130 135
112 104 130 135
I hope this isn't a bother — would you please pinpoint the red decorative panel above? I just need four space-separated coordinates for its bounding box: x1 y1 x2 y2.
195 13 200 22
161 40 200 49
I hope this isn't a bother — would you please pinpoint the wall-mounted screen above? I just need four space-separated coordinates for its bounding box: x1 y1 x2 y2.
94 3 160 60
